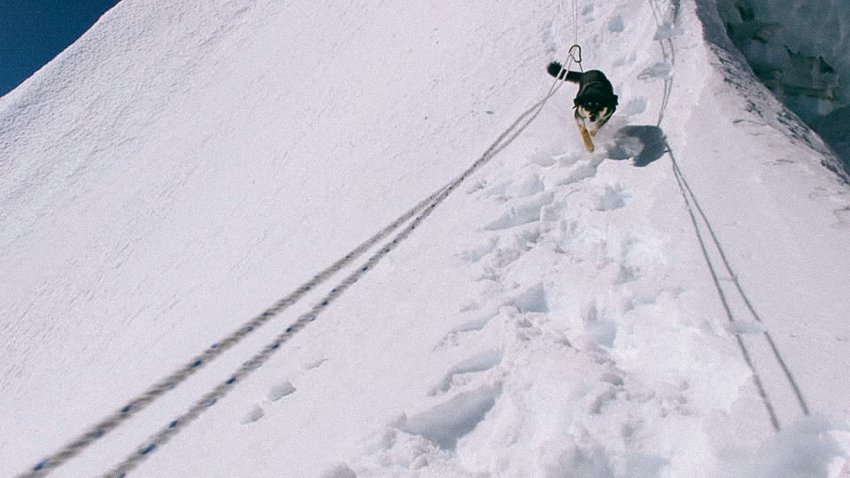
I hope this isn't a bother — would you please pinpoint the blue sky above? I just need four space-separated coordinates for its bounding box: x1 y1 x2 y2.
0 0 120 96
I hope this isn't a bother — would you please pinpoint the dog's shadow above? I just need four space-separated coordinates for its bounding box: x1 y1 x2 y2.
605 125 667 167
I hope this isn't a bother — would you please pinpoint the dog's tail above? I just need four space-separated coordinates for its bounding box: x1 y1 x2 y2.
547 62 582 83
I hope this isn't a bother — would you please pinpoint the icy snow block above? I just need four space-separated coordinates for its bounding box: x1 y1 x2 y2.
401 385 501 450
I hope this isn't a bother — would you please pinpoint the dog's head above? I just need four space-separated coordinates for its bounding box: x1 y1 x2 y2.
575 97 613 123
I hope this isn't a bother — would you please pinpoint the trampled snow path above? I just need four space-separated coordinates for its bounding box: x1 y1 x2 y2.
350 1 849 475
2 0 850 477
346 2 850 476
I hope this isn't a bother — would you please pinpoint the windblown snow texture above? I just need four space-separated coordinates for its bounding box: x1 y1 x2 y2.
717 0 850 170
1 0 849 477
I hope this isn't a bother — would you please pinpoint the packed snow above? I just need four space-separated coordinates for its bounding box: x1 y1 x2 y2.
1 0 849 477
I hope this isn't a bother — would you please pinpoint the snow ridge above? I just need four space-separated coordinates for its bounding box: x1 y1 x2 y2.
2 0 850 476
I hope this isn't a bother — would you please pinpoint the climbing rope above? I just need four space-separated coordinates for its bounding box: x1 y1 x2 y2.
102 51 578 477
570 0 584 72
18 187 446 478
671 157 810 419
648 0 674 126
572 0 580 48
20 46 580 478
647 0 809 430
670 154 781 431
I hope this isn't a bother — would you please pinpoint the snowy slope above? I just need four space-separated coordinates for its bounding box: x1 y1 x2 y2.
714 0 850 168
717 0 850 123
2 0 850 477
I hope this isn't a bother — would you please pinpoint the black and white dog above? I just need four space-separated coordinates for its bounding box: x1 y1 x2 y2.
547 61 618 151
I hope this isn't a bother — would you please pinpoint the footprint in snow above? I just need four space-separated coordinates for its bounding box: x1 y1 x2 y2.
240 381 296 424
433 314 495 350
638 62 673 80
303 357 327 370
458 236 499 263
506 172 545 198
594 184 629 211
558 157 604 185
318 463 356 478
484 192 554 231
267 380 296 401
607 15 625 33
552 151 582 167
400 385 502 450
582 300 618 348
512 283 550 314
429 350 503 396
240 405 264 425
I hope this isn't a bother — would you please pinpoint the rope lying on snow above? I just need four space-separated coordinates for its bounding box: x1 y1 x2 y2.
103 55 577 478
670 155 811 427
19 187 444 478
647 0 809 431
20 50 579 478
670 155 782 431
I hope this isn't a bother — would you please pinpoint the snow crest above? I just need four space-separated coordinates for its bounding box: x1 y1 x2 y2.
1 0 849 476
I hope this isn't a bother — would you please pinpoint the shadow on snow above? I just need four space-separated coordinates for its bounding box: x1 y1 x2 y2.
606 125 667 167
